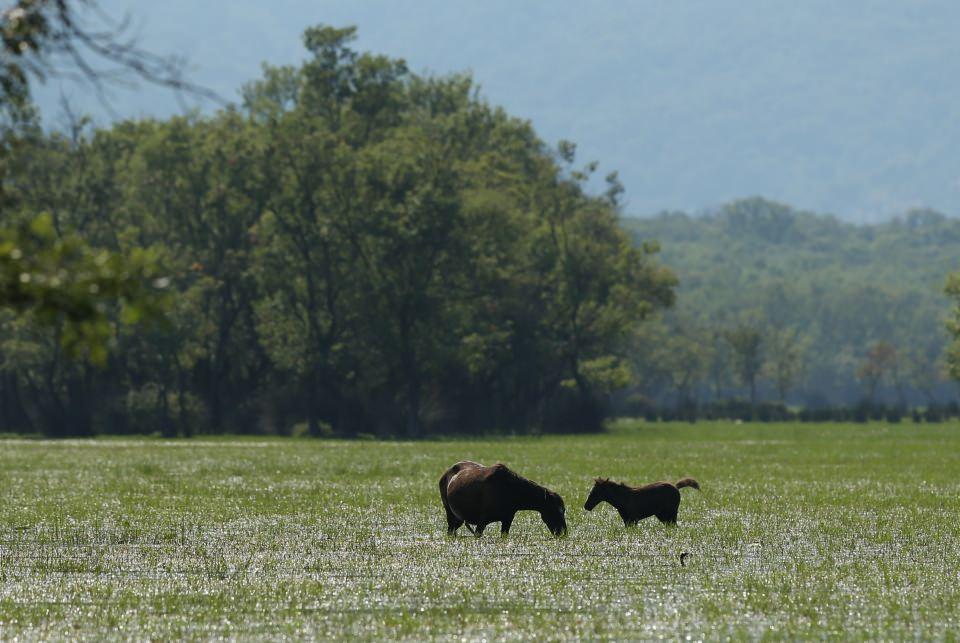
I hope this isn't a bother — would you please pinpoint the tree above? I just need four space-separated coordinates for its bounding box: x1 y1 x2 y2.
1 23 678 438
661 330 709 410
725 323 764 408
2 0 219 115
624 198 959 407
0 212 168 363
528 145 675 430
944 273 960 384
765 326 806 402
856 341 897 406
903 348 944 406
2 1 219 361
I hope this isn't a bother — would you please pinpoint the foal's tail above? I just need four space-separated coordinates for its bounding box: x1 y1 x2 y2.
675 477 700 491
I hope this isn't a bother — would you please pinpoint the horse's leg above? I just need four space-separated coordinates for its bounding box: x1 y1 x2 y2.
500 513 515 537
464 523 477 536
445 508 464 535
474 523 487 538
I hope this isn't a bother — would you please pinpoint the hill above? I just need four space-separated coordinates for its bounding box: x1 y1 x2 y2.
624 198 960 407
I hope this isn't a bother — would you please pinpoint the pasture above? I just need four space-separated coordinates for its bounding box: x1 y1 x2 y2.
1 422 959 639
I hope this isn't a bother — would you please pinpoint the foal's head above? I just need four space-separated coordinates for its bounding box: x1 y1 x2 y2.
540 490 567 537
583 478 612 511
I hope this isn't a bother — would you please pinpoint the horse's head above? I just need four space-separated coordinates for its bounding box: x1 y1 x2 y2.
583 478 610 511
540 490 567 537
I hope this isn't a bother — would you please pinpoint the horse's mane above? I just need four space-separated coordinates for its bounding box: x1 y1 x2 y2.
494 464 555 496
595 477 632 491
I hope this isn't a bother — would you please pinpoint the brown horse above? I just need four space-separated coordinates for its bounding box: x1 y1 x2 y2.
438 461 567 537
583 477 700 525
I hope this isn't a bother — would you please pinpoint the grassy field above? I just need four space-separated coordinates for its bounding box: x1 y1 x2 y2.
1 422 959 640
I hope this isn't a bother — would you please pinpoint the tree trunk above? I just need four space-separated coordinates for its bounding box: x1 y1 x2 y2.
160 386 176 438
307 370 323 437
404 369 423 438
176 363 192 438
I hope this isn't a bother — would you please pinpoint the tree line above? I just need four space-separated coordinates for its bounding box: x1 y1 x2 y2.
6 9 960 436
623 200 960 415
1 25 675 437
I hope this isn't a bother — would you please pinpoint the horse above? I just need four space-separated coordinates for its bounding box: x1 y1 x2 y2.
583 476 700 525
438 461 567 537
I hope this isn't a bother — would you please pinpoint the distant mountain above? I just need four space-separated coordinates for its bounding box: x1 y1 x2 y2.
32 0 960 221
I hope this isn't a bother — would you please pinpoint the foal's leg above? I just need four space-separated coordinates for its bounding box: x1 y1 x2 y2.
500 513 515 537
656 504 679 525
464 523 477 536
474 523 488 538
620 510 639 527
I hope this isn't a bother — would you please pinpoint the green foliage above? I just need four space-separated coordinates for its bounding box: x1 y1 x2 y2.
1 2 175 374
625 198 955 407
0 24 674 436
765 326 806 402
0 213 169 363
1 0 53 111
944 273 960 382
856 341 898 404
724 324 763 405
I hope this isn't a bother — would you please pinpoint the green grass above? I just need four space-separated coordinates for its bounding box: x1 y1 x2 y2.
1 422 959 639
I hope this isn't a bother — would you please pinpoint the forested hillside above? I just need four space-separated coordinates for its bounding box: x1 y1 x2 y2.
624 199 960 409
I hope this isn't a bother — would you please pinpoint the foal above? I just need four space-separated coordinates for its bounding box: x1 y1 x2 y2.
438 461 567 537
583 477 700 525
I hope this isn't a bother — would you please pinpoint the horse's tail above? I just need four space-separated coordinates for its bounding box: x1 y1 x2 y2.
675 477 700 491
439 461 482 509
438 469 454 511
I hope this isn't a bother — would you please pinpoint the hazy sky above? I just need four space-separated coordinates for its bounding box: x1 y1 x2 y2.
31 1 960 221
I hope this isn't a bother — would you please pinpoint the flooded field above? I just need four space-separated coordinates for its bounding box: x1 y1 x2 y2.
1 422 959 639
